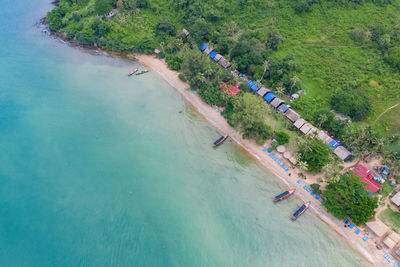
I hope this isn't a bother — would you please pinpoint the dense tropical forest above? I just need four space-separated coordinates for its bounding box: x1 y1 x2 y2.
47 0 400 170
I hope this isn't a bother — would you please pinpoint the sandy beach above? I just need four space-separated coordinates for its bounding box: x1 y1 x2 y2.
133 53 393 266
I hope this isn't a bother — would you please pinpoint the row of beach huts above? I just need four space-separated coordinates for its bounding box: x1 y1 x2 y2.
199 43 352 161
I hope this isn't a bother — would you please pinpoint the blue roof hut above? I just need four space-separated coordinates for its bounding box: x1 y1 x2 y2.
247 80 254 87
209 51 217 59
251 84 260 92
200 43 208 51
263 92 276 103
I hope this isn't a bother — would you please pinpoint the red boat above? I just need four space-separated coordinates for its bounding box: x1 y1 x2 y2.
274 189 296 202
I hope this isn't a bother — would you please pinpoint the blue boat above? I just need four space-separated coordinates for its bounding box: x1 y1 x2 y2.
274 189 295 202
213 135 228 147
291 201 311 220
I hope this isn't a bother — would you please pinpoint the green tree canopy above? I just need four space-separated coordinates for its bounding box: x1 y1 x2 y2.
180 49 210 88
230 93 273 141
94 0 112 15
230 33 264 73
330 84 371 121
386 46 400 71
299 138 331 173
275 131 290 144
323 172 379 225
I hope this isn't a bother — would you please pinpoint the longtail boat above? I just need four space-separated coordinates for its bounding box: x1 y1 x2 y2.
213 135 228 147
274 189 295 202
136 69 149 75
291 201 311 220
128 69 138 76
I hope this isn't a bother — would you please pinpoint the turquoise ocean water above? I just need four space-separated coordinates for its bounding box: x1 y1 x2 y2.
0 1 369 266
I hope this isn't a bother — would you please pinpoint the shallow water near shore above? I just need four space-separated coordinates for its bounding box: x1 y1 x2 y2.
0 1 370 266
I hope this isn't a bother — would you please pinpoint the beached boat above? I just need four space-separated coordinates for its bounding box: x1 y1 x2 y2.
213 135 228 147
274 189 295 202
128 69 138 76
136 69 149 75
291 201 311 220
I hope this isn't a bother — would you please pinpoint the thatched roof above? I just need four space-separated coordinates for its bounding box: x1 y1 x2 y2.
289 156 297 166
383 232 400 249
391 192 400 207
203 47 213 55
306 125 318 136
257 87 270 97
300 123 314 135
285 109 300 122
270 97 284 108
218 58 231 69
214 54 223 61
318 130 333 144
276 145 286 153
293 118 306 129
366 219 390 237
333 146 352 161
283 151 292 159
182 29 190 36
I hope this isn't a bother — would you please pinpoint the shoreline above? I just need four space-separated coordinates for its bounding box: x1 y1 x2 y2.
43 26 385 265
133 54 383 266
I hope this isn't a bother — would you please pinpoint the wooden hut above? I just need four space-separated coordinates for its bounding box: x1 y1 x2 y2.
391 192 400 208
366 219 390 238
270 97 284 109
293 118 306 129
333 146 352 161
213 54 223 62
182 29 190 36
285 109 300 122
218 58 231 69
203 46 213 55
257 87 270 97
299 123 314 135
383 232 400 249
318 130 333 145
306 125 318 136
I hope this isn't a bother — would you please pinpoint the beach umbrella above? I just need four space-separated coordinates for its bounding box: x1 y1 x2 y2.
276 145 286 153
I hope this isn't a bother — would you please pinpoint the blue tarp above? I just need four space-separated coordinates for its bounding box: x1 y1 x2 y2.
263 92 276 103
382 167 390 176
213 56 220 62
247 80 254 87
329 140 341 150
277 104 289 113
209 51 217 59
199 43 208 51
251 84 260 91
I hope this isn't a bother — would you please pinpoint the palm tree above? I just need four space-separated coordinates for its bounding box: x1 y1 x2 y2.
259 60 270 82
290 76 300 94
275 86 285 97
318 114 328 128
297 161 308 173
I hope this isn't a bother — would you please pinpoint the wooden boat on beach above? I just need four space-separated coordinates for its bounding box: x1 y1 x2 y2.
291 201 311 220
136 69 149 75
213 135 228 147
274 189 295 202
128 69 138 76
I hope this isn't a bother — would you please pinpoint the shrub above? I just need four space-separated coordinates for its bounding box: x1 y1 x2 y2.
299 138 332 173
310 183 322 195
178 73 186 82
165 54 182 70
275 131 290 144
330 85 371 121
386 47 400 71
